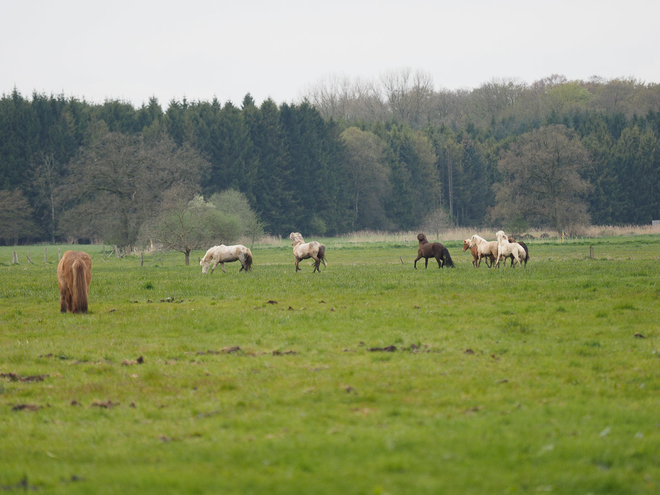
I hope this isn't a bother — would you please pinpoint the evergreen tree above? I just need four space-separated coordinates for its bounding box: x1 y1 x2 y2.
244 98 298 234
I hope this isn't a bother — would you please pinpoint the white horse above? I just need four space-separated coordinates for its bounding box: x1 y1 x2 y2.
290 232 327 272
200 245 253 274
469 234 499 268
495 231 526 268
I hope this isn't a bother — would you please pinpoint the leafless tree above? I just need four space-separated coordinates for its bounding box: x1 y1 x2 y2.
31 152 66 243
380 68 435 127
150 187 241 265
420 208 451 240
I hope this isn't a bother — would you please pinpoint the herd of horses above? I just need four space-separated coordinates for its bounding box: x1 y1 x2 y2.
57 230 527 314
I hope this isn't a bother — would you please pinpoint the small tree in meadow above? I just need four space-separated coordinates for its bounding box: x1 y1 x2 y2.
420 207 451 240
152 187 241 265
209 189 264 247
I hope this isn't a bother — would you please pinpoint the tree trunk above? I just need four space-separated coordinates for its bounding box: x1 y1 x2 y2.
185 250 190 266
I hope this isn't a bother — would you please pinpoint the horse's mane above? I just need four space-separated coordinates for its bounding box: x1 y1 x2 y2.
471 234 488 245
417 233 428 243
202 245 223 262
290 232 305 245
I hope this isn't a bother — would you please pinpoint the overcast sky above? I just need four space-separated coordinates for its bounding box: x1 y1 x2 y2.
2 0 659 108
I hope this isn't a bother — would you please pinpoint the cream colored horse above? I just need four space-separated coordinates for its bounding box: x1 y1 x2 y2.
469 234 499 268
200 245 253 274
495 231 525 268
290 232 327 272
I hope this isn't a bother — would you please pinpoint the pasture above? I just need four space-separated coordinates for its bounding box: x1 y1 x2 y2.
1 236 659 494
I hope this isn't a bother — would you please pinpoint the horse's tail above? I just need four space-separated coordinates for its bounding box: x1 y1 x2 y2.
244 249 253 271
71 260 89 313
318 244 327 266
519 241 529 259
442 247 455 268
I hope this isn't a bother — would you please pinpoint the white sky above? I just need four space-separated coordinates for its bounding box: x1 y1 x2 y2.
2 0 659 108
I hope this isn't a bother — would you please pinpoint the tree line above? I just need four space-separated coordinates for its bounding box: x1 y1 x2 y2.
1 71 659 247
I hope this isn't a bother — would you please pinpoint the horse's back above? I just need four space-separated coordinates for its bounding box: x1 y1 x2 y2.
57 251 92 313
58 251 92 278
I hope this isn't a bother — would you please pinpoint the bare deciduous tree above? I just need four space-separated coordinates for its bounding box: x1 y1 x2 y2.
32 152 65 243
150 187 241 265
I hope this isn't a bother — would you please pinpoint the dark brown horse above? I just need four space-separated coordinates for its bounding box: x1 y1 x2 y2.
414 233 454 269
57 251 92 313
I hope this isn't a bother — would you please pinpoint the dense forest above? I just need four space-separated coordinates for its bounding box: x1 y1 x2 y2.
1 70 659 247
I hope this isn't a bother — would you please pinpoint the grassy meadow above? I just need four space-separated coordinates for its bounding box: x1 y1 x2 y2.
1 235 659 494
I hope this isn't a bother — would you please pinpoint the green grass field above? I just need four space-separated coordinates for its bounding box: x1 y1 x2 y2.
1 236 659 494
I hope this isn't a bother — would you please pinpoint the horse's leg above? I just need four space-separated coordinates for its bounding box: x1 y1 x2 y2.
65 289 73 313
413 255 421 269
436 255 442 269
220 262 226 273
211 260 219 274
295 258 301 272
311 255 321 272
60 288 68 313
424 257 428 269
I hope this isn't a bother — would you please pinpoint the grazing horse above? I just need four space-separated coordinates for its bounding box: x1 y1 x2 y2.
463 239 495 268
495 231 526 268
57 251 92 313
200 245 253 274
469 234 499 268
290 232 327 272
414 233 454 269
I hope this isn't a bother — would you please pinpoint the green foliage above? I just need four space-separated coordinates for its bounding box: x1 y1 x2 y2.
209 189 264 246
1 80 660 245
0 189 38 242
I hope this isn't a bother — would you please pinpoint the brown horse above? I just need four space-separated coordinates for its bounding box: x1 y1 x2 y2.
57 251 92 313
414 233 454 269
463 239 495 268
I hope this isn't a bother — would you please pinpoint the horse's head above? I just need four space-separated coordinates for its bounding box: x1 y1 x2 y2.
200 247 217 274
417 233 428 243
200 257 211 274
495 231 507 244
290 232 304 246
462 240 471 252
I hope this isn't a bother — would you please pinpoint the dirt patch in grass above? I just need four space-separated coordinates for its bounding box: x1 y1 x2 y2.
1 372 49 382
